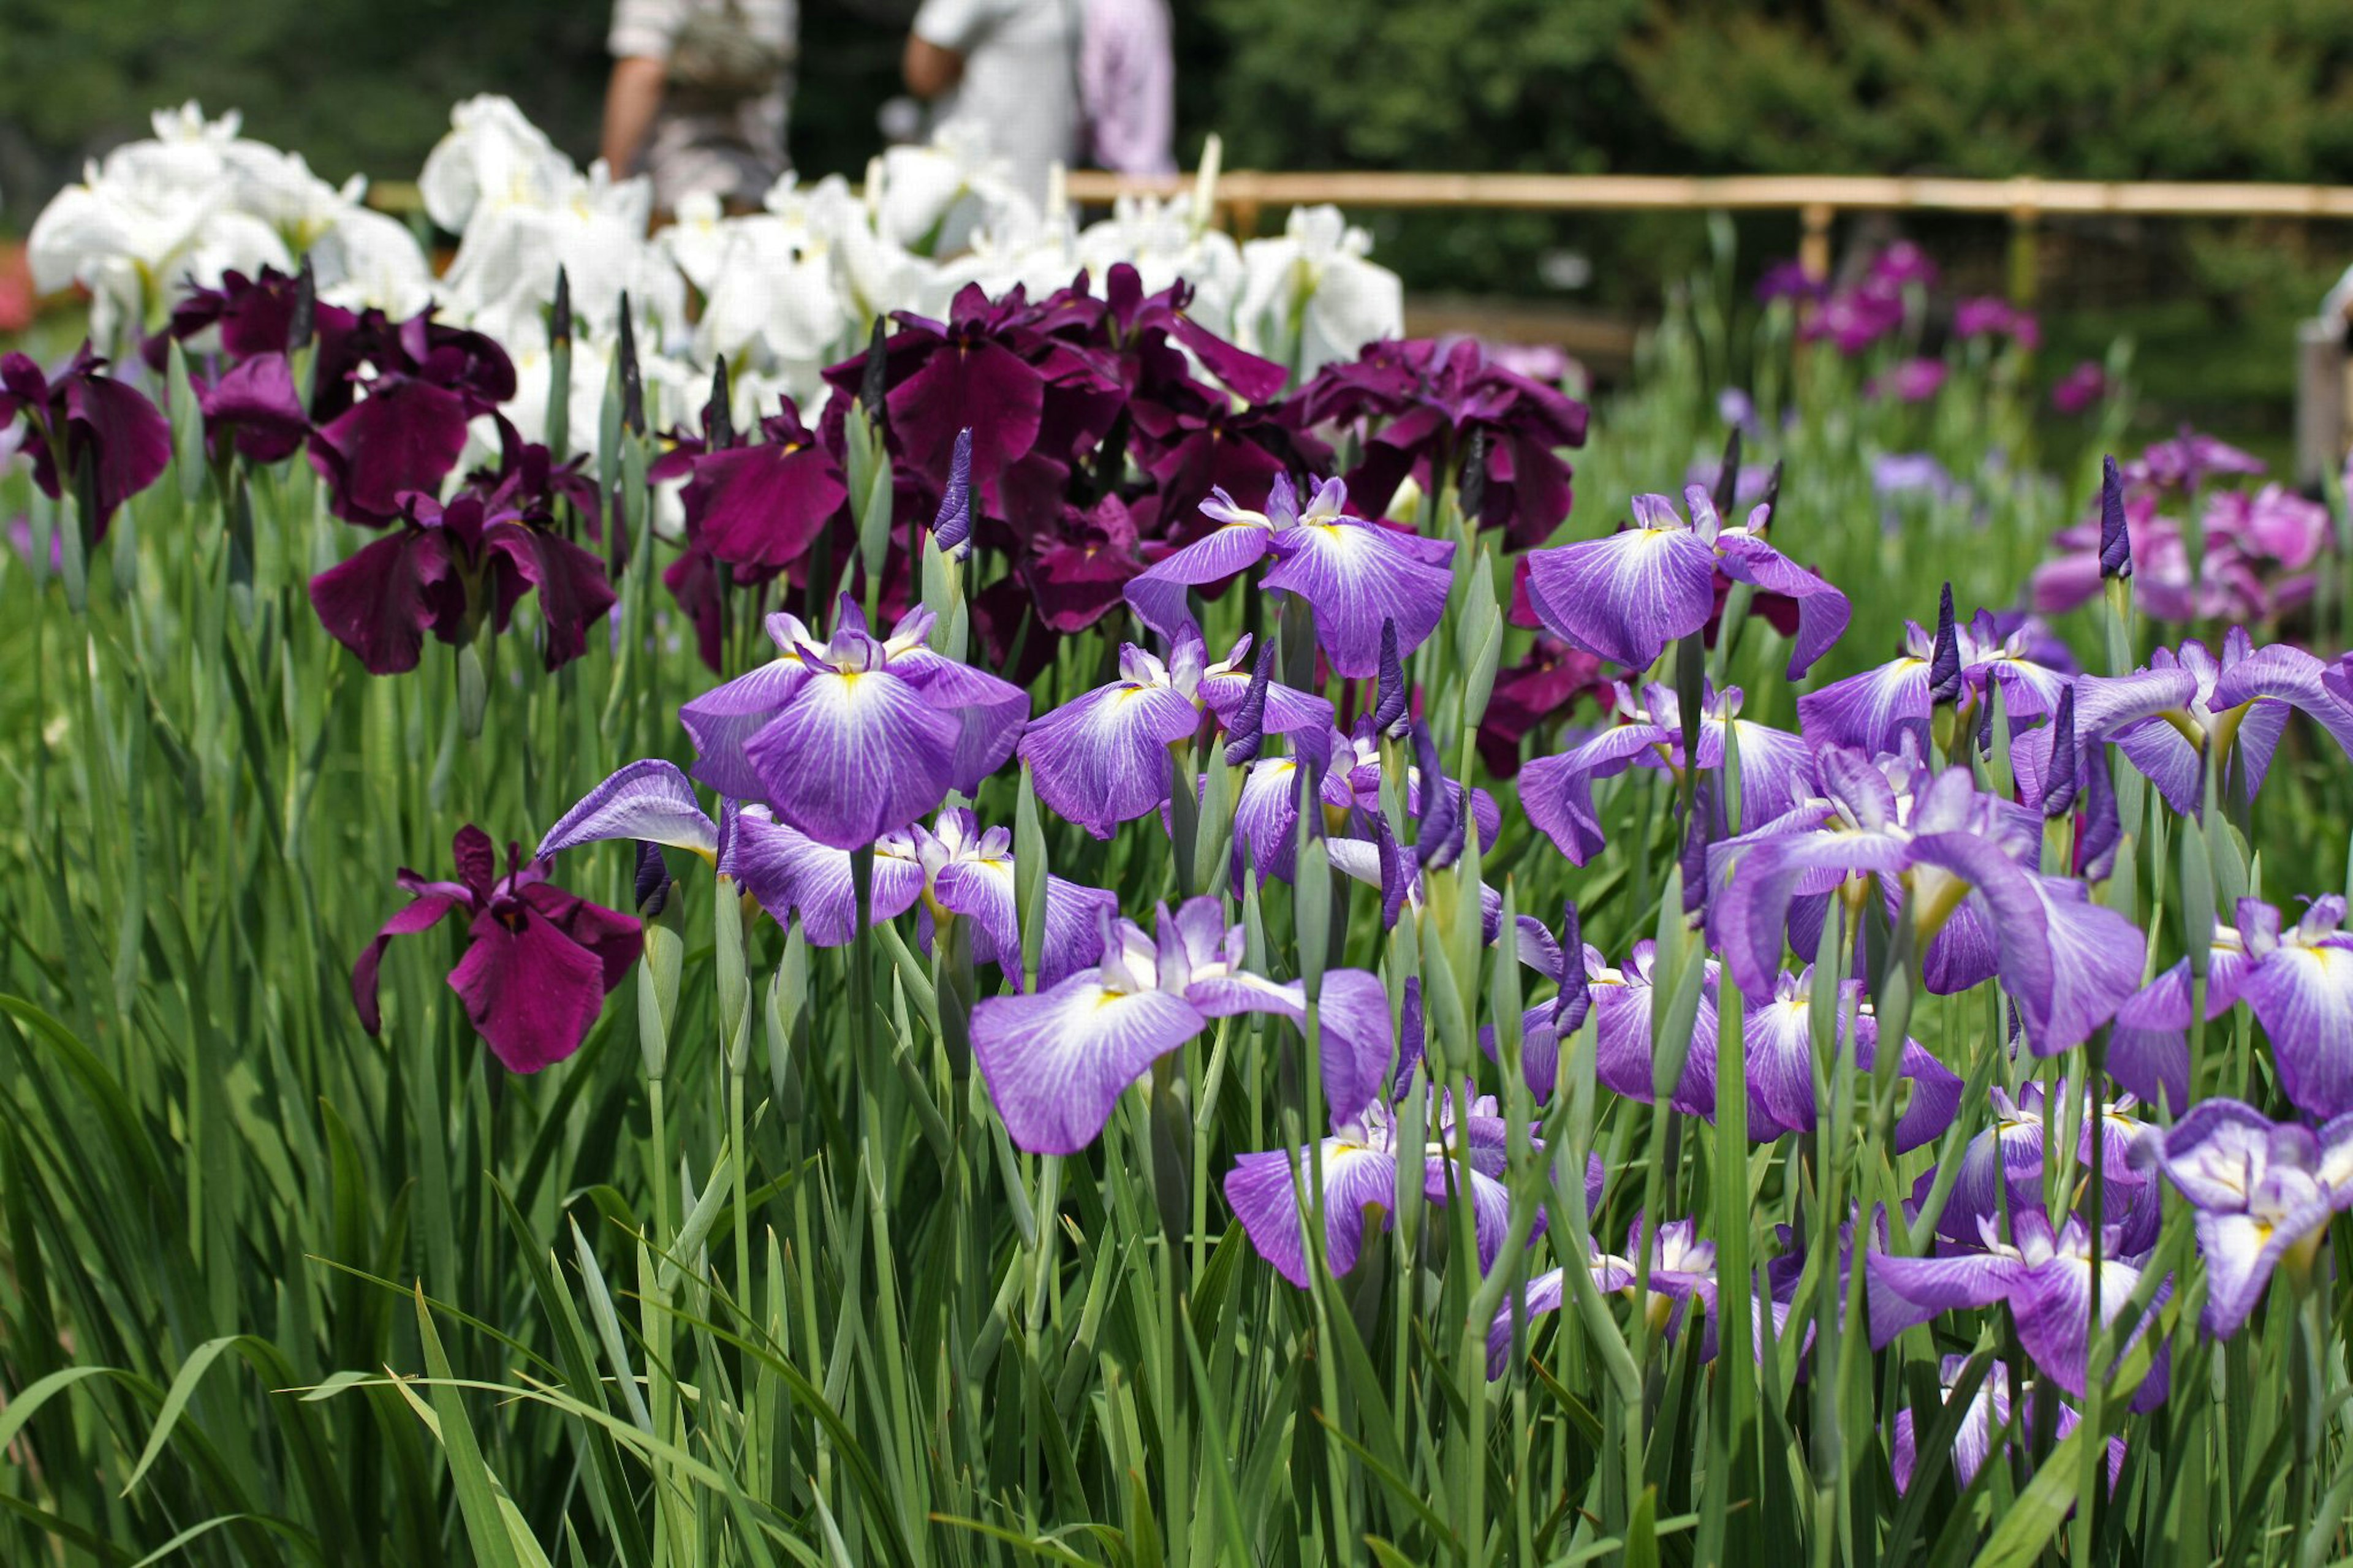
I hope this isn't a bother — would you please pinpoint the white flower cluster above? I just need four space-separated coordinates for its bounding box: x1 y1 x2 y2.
28 102 436 351
28 96 1404 462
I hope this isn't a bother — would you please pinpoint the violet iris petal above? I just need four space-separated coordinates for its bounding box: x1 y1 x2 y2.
681 597 1029 849
1927 1081 2158 1252
1889 1357 2124 1498
2075 632 2353 815
971 896 1394 1154
2235 896 2353 1119
1866 1208 2171 1411
1740 968 1961 1153
1526 486 1847 678
1520 680 1816 866
1020 631 1332 838
538 759 724 863
1487 1217 1792 1378
1800 609 2070 760
1713 749 2143 1055
1229 1085 1555 1289
2135 1099 2353 1338
1124 475 1457 678
351 825 641 1074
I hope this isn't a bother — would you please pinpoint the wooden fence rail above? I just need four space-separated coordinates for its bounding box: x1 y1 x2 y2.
373 167 2353 300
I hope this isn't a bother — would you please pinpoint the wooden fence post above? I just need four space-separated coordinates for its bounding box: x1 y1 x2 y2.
1799 203 1835 283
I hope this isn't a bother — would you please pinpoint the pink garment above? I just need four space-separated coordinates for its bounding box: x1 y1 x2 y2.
1080 0 1175 175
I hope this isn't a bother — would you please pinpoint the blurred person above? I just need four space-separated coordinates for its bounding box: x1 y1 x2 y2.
1079 0 1174 176
604 0 796 213
902 0 1081 210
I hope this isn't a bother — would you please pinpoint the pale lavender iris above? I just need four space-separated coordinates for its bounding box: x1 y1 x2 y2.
1224 1087 1582 1287
1890 1356 2124 1498
678 595 1029 850
969 896 1393 1154
1122 474 1457 677
2108 896 2353 1119
2132 1099 2353 1338
1020 629 1333 839
1523 485 1849 677
1868 1206 2172 1411
1798 607 2073 760
1740 967 1962 1153
1519 678 1817 866
1488 1216 1797 1377
1713 747 2145 1055
1182 717 1500 888
539 763 1108 982
2072 631 2353 817
1926 1081 2159 1253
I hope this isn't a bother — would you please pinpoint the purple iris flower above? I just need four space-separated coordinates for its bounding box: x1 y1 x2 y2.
2072 631 2353 817
1097 263 1290 404
0 344 172 542
352 824 642 1074
1803 286 1906 355
1867 357 1949 404
1890 1356 2123 1498
1871 240 1941 290
309 486 616 675
1488 1216 1798 1377
2109 896 2353 1119
1953 297 2040 349
1519 678 1817 866
1927 1080 2159 1252
1123 474 1457 678
1226 1086 1580 1288
1740 967 1963 1151
969 896 1394 1154
2124 429 2265 495
1868 1206 2172 1412
679 595 1029 850
1524 486 1849 678
1015 493 1169 638
1018 628 1332 838
1756 260 1825 304
1798 604 2073 760
1186 716 1501 888
1591 941 1719 1115
540 762 1112 983
2051 362 2109 415
1713 748 2145 1055
2132 1099 2353 1338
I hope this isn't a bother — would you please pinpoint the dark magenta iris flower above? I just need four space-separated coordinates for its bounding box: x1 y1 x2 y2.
352 824 642 1074
308 312 517 526
1299 336 1589 549
0 343 172 542
309 486 616 675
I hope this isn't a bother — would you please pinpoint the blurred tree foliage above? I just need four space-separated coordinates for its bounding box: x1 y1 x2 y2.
1626 0 2353 181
